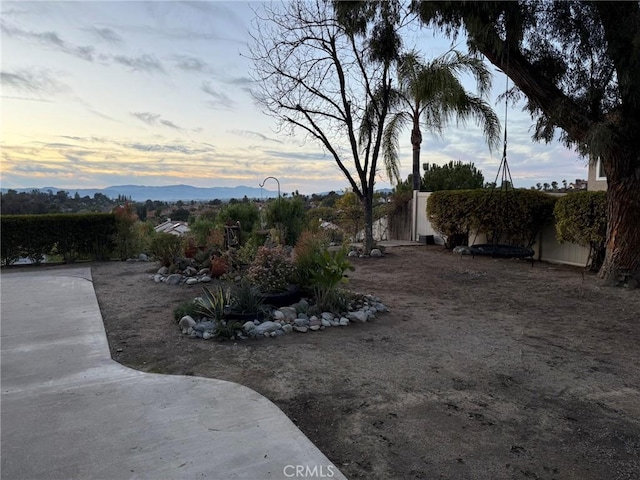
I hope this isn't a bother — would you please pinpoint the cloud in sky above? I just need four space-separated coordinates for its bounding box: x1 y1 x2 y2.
87 26 122 44
201 81 235 109
0 68 70 98
112 54 164 73
1 22 95 62
230 130 282 143
173 54 209 72
0 1 588 194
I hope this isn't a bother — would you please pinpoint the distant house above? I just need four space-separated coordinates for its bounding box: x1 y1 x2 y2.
587 157 608 191
569 178 589 191
154 219 189 236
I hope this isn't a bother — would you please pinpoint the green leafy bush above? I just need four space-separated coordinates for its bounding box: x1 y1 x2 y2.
189 218 217 246
230 278 265 314
217 202 260 241
427 189 555 249
554 191 607 271
309 247 354 312
148 232 183 267
293 230 330 289
113 204 141 260
0 213 116 265
247 245 295 293
173 299 200 322
265 197 307 245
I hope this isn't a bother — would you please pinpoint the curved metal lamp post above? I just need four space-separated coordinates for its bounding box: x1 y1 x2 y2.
259 176 281 200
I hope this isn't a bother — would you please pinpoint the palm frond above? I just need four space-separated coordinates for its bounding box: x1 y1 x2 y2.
382 112 408 182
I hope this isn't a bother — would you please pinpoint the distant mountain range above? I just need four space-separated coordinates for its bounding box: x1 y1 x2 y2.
1 184 280 202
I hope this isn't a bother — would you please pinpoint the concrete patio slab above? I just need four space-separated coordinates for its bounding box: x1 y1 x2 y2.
1 268 345 480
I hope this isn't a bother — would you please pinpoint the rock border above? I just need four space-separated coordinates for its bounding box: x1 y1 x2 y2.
178 295 389 341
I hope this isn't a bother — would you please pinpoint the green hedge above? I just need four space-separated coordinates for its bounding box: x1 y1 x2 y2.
554 191 607 271
427 189 556 249
1 213 116 265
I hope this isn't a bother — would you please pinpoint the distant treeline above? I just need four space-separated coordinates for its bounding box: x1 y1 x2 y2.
0 189 121 215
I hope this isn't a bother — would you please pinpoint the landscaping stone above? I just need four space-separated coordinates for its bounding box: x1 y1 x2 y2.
186 278 199 285
294 318 310 327
370 248 383 258
273 310 286 321
280 307 297 322
321 312 334 321
153 274 162 283
198 268 209 276
254 321 280 335
453 246 472 255
243 321 255 332
138 253 149 262
374 302 388 312
293 326 308 333
348 250 359 257
309 317 322 327
202 331 213 340
166 273 182 285
329 319 339 327
178 316 196 330
321 318 332 327
348 311 368 323
200 275 212 283
282 324 293 334
158 266 169 275
193 321 216 332
339 317 349 326
309 325 321 331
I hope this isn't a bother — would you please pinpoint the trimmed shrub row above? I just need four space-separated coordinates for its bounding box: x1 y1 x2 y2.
1 213 117 265
427 189 556 248
554 191 607 271
427 190 608 268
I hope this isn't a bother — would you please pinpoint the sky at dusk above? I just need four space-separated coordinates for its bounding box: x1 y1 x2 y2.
1 1 589 195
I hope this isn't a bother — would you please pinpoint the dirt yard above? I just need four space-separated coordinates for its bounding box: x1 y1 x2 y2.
91 245 640 480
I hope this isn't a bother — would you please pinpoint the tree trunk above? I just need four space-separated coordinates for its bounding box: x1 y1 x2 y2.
362 195 374 255
411 126 422 191
598 153 640 284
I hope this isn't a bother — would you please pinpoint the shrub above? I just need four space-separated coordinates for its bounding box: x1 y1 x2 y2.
230 278 265 314
554 191 607 271
148 232 183 267
247 245 295 293
309 247 354 313
173 299 200 322
265 197 307 245
0 213 116 265
113 203 140 260
426 190 481 248
217 202 260 240
427 189 555 249
189 218 217 246
293 230 330 290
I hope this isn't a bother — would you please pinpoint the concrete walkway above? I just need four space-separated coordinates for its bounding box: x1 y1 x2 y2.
1 268 346 480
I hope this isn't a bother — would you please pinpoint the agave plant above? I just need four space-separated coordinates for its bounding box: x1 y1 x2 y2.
196 285 230 320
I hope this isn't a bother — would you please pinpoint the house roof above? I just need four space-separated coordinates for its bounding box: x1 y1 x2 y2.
154 219 190 236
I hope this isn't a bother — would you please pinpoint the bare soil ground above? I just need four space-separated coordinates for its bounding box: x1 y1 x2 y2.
90 245 640 480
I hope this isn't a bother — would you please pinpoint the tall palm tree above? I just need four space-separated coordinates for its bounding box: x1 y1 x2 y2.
382 50 501 190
